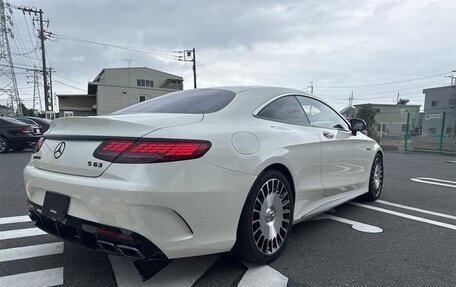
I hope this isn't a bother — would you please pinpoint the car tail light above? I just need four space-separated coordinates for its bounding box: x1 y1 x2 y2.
34 137 45 153
93 139 211 163
20 126 34 133
93 140 135 162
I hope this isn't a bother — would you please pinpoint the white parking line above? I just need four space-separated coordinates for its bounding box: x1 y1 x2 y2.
0 227 47 240
411 178 456 188
351 202 456 231
143 255 218 287
0 215 31 225
239 263 288 287
376 200 456 221
109 256 144 287
312 214 383 233
0 242 64 263
0 267 64 287
418 177 456 184
109 255 219 287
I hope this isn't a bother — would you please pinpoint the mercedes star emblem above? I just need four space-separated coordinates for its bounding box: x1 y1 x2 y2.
54 142 66 159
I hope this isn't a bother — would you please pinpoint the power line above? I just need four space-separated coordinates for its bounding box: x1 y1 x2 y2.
52 33 182 60
54 80 86 92
53 73 85 87
314 72 452 88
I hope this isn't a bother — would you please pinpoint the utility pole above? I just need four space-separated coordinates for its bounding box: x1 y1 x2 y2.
192 48 196 89
17 5 51 111
179 48 197 89
48 67 53 109
445 72 456 86
349 91 353 107
308 82 313 94
0 0 22 115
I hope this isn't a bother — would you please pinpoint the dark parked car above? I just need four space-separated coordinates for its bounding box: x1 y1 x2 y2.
0 117 40 153
15 116 52 134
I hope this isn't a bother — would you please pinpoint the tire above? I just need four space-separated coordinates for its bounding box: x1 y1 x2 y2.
233 169 294 264
359 153 384 202
0 136 9 153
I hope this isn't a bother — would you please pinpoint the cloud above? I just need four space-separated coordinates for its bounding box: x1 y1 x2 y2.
3 0 455 111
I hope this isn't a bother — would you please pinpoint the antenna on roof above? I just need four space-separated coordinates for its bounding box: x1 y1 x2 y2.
119 56 133 68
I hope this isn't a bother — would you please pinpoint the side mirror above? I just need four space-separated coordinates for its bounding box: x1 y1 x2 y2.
350 118 367 135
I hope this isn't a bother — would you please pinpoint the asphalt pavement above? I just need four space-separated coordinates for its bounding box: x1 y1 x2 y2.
0 150 455 286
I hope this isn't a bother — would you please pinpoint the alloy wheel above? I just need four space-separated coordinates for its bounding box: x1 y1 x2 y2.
371 157 383 196
0 137 7 153
252 178 291 255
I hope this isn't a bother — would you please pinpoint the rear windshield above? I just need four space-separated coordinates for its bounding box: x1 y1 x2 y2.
113 88 236 114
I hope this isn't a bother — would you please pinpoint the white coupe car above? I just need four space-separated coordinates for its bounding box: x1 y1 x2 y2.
24 86 383 264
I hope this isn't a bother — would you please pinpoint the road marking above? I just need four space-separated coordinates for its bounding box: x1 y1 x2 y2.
417 177 456 184
0 215 31 225
239 262 288 287
312 214 383 233
110 255 219 287
144 255 218 287
109 256 144 287
0 267 63 287
351 202 456 231
0 242 64 262
411 178 456 188
376 200 456 221
0 227 47 240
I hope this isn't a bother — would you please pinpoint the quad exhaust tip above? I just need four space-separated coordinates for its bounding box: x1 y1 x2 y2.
97 240 146 259
117 244 146 260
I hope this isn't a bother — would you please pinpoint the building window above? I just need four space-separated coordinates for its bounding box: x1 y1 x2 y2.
63 111 74 118
401 124 407 132
377 124 386 131
137 79 154 87
449 99 456 106
431 100 438 107
428 128 436 134
374 108 380 113
139 95 146 102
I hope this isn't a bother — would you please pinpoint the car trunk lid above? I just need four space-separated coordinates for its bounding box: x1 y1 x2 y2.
32 113 203 177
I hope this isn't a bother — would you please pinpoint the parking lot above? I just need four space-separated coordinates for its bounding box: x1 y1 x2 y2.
0 151 455 287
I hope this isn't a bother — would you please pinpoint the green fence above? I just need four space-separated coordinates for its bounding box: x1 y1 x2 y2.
375 111 456 154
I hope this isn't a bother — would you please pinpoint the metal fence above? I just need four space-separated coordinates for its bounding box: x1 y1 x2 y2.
375 111 456 154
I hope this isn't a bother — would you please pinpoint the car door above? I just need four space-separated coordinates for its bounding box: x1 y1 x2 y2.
255 95 324 218
296 96 372 197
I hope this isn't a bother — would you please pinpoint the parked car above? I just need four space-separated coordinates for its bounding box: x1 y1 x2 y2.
0 116 40 153
24 86 383 264
15 116 52 135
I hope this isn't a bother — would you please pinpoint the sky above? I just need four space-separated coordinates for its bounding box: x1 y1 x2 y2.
2 0 456 112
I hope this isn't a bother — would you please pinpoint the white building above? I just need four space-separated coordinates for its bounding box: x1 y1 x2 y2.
57 67 183 117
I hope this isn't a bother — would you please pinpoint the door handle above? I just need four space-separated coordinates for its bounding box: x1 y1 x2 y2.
323 131 335 139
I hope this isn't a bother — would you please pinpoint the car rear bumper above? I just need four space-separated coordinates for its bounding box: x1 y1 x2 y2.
24 160 256 259
27 200 166 260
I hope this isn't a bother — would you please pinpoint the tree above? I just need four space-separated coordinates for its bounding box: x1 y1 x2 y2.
356 106 379 142
19 103 36 117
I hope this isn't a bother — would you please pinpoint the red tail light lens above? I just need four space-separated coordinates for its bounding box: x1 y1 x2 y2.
21 126 34 133
93 139 211 163
93 140 135 162
34 137 45 153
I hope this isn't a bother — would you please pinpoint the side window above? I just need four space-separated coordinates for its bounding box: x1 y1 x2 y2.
297 96 350 130
257 96 309 126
